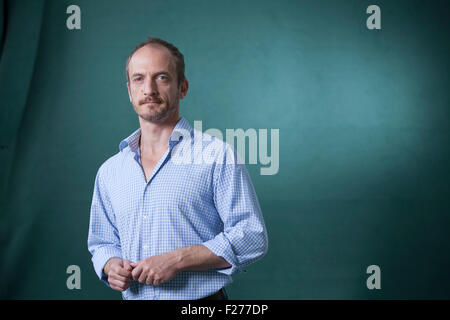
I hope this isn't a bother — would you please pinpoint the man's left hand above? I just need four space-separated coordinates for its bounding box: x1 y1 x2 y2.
130 251 181 286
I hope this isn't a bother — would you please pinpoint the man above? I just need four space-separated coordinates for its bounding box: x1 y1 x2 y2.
87 37 268 300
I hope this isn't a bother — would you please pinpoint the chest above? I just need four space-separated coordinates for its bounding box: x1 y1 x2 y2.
107 157 217 229
140 151 166 182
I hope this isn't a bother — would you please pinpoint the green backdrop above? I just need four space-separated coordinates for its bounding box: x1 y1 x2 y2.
1 0 449 299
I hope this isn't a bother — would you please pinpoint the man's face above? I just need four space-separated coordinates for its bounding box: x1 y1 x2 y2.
127 44 188 122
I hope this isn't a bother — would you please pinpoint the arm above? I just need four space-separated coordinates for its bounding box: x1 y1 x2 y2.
130 245 231 286
201 144 269 275
87 166 124 286
174 245 231 271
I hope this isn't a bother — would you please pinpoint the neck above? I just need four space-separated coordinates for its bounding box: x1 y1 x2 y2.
138 110 180 155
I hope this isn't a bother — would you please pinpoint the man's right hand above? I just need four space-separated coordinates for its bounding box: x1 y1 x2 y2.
103 257 133 292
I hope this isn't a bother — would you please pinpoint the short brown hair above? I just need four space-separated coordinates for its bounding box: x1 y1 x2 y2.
126 37 186 86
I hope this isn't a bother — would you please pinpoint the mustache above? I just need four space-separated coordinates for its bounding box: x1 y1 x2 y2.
139 98 162 105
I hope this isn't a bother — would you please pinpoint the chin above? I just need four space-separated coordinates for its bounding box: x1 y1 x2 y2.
140 112 167 122
137 104 176 122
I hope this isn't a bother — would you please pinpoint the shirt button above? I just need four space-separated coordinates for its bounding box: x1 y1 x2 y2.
143 215 148 219
143 245 148 249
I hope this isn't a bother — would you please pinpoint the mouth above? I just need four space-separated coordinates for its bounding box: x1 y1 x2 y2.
141 100 161 105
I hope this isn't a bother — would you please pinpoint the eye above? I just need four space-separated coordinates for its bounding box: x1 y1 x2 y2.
158 75 168 81
133 76 143 82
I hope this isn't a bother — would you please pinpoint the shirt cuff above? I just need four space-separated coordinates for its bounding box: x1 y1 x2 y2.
202 233 240 275
91 246 122 285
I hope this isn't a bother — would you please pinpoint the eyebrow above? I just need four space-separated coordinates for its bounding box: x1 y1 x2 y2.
130 71 171 79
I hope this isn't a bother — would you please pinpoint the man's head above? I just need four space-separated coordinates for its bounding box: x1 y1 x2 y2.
126 37 188 122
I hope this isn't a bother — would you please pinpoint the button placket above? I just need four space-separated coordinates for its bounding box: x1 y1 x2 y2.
141 185 149 252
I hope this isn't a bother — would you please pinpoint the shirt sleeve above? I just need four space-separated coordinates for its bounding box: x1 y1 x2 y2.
202 144 269 275
87 165 122 285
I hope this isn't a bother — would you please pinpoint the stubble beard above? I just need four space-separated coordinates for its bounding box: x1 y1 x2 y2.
134 99 178 122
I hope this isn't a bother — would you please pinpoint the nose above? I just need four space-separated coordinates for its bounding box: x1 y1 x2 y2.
142 78 158 97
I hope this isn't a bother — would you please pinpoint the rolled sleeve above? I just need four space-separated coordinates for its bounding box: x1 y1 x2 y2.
87 165 122 285
202 232 240 275
206 144 269 276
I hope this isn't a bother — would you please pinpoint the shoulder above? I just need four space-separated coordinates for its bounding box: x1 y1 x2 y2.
95 150 128 183
191 128 239 164
189 130 247 183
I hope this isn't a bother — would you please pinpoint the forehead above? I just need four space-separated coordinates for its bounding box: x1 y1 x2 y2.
128 44 176 74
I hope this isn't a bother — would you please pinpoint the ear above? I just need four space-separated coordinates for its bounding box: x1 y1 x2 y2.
179 79 189 99
126 81 132 103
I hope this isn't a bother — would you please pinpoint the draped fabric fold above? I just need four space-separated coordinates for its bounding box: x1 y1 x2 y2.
0 0 45 299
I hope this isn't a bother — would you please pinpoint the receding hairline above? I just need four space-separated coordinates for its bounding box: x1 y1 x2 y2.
126 43 179 82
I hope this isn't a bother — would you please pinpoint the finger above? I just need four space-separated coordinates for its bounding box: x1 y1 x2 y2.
109 272 130 283
138 267 149 284
146 270 156 286
109 278 128 291
116 266 132 278
131 264 143 281
153 276 161 286
123 260 133 272
111 264 128 277
110 284 121 292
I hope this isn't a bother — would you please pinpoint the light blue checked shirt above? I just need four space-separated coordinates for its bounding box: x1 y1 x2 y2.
88 117 268 300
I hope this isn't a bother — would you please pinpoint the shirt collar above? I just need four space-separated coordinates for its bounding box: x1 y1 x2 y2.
119 117 192 153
